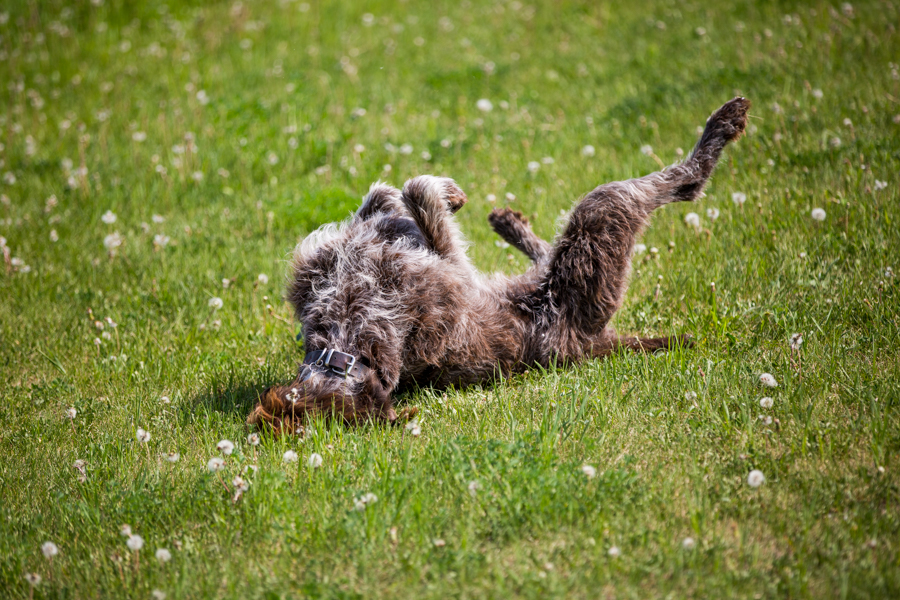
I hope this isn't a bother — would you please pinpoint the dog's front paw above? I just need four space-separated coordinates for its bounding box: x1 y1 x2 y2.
436 177 468 213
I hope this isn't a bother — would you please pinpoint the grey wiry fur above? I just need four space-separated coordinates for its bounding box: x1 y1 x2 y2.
248 98 750 432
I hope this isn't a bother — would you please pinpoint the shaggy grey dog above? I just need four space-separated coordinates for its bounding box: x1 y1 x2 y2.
248 97 750 432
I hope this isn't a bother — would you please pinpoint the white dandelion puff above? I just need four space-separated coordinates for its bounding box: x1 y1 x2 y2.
103 232 123 250
216 440 234 456
684 212 701 229
307 453 323 468
126 535 144 552
24 573 42 586
706 208 720 221
581 465 597 478
467 480 480 496
476 98 493 112
166 452 180 463
527 161 540 173
282 450 298 463
155 548 172 563
257 273 269 285
136 428 151 443
790 333 803 351
101 210 117 224
66 407 77 419
608 546 621 558
747 469 765 488
208 297 223 310
759 397 774 409
120 524 132 537
732 192 747 206
759 373 778 388
232 476 249 492
581 145 595 157
811 208 826 221
682 537 696 550
41 541 59 558
248 433 260 446
207 457 225 472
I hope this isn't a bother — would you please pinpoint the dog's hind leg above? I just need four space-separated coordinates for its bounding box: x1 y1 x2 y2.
488 207 552 264
542 98 749 345
354 182 406 222
400 175 470 262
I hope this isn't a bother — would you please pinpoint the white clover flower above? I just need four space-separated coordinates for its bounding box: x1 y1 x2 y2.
207 457 225 472
581 145 595 157
248 433 260 446
101 210 117 224
684 212 701 229
155 548 172 562
811 208 826 221
581 464 597 479
307 453 323 468
759 397 774 409
136 428 151 443
103 232 123 250
126 534 144 551
706 208 720 221
732 192 747 206
216 440 234 456
476 98 493 112
682 537 696 550
232 476 249 492
467 480 480 496
282 450 298 463
257 273 269 285
208 297 223 310
24 573 42 586
166 452 180 463
608 546 621 557
527 161 540 173
747 469 765 488
790 333 803 351
759 373 778 388
66 407 77 419
41 541 59 558
120 524 132 537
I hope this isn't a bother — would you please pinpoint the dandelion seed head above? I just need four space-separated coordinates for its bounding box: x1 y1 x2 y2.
640 144 653 156
216 440 234 456
307 453 323 468
166 452 180 463
126 534 144 552
706 208 720 221
208 297 223 310
790 333 803 350
581 144 596 157
136 428 151 443
527 161 540 173
41 541 59 558
282 450 298 463
248 433 260 446
66 407 77 419
120 524 132 537
682 537 696 550
467 480 480 496
759 373 778 388
747 469 765 488
608 546 621 557
24 573 42 586
684 212 701 229
732 192 747 205
101 210 117 224
476 98 493 112
811 208 826 221
232 476 249 492
581 464 597 478
155 548 172 562
759 397 774 409
207 457 225 472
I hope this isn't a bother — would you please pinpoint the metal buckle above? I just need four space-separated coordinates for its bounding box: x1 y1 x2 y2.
343 355 356 379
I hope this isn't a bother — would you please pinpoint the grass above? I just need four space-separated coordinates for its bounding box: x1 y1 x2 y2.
1 0 898 597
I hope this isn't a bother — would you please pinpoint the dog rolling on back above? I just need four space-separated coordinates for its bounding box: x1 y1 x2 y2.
248 97 750 433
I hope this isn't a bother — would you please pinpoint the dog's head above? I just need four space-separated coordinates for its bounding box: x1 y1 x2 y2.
247 362 395 435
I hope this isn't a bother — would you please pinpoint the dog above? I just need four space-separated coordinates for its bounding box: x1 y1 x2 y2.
247 98 750 432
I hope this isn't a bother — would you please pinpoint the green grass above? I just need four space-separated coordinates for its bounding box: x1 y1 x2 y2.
1 0 899 597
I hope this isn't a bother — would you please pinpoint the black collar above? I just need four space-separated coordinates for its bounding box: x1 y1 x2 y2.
303 349 370 380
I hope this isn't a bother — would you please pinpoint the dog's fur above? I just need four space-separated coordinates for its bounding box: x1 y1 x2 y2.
248 98 750 432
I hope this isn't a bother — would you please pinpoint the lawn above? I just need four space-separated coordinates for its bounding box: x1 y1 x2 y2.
1 0 898 597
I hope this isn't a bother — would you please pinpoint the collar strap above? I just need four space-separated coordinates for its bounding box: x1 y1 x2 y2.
304 349 370 380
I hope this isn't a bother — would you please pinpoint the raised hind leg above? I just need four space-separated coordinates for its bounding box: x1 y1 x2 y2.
488 207 552 264
542 98 750 355
354 182 406 222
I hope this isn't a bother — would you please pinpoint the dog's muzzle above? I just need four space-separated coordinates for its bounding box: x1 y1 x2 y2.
303 349 370 380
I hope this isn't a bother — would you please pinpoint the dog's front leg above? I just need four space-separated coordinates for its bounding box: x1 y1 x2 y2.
400 176 470 262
